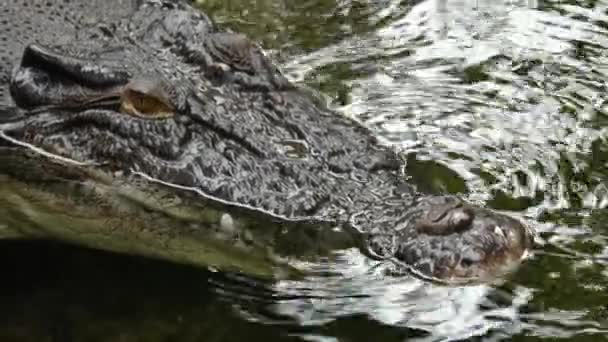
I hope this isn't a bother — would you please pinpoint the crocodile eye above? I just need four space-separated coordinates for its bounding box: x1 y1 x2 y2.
119 79 175 119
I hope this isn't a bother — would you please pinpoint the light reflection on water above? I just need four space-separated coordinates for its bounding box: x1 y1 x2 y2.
266 251 533 341
264 0 608 339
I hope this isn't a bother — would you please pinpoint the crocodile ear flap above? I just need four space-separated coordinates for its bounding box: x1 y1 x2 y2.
10 44 130 108
20 44 131 87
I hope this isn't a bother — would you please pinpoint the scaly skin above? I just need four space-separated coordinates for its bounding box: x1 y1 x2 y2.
0 0 533 283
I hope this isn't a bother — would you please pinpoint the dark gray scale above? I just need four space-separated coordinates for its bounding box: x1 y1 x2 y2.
357 232 397 261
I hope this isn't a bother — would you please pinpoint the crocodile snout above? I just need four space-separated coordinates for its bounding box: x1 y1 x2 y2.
394 198 534 283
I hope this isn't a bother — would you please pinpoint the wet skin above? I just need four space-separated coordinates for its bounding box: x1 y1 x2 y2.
0 0 533 283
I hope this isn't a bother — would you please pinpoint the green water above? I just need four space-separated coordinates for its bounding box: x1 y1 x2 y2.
2 0 608 340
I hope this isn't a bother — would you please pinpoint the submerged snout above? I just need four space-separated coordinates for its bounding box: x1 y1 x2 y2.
375 196 534 283
442 206 533 282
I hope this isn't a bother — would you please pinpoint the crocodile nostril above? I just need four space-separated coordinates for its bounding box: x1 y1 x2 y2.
448 207 474 231
460 258 474 268
415 203 475 236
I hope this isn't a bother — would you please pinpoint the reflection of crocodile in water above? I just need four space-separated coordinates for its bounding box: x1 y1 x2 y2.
0 0 533 284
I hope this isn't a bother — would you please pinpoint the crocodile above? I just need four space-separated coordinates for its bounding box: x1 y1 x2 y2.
0 0 533 284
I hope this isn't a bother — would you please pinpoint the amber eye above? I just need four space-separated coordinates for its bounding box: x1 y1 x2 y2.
119 79 175 119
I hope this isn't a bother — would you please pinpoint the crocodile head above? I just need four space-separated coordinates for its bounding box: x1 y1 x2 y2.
0 0 533 283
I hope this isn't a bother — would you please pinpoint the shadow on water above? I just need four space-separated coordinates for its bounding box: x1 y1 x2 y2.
1 238 603 341
0 240 433 342
0 239 290 342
